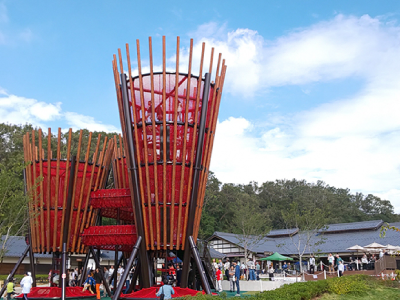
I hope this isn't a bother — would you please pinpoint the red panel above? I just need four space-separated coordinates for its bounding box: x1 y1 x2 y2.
30 160 103 253
81 225 137 251
15 287 95 299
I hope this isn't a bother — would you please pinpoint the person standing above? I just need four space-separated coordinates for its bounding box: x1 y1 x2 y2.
117 265 124 285
156 278 175 300
215 267 222 292
309 255 315 274
234 261 241 297
93 268 102 300
361 254 368 270
338 261 344 277
6 278 15 300
108 265 114 286
224 259 230 281
20 272 33 300
255 262 260 280
268 265 274 281
328 253 334 273
228 266 235 292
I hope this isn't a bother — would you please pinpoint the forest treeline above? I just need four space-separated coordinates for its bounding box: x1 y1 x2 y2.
1 123 399 241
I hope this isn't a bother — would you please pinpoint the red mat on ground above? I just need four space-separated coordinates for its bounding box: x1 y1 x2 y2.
120 287 212 298
16 287 95 299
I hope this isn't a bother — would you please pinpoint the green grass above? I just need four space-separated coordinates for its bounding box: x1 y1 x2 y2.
317 286 400 300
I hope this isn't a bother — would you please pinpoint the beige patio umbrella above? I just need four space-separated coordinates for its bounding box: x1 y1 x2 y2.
347 245 365 269
364 242 386 249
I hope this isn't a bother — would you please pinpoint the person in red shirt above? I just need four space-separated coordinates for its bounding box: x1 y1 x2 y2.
215 268 222 292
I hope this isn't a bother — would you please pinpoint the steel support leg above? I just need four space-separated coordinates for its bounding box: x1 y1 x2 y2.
112 236 142 300
188 236 211 294
79 250 90 286
0 245 30 297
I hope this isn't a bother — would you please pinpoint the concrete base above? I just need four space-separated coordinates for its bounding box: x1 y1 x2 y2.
221 280 293 292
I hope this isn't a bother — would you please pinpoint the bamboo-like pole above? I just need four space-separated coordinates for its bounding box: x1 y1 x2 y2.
149 37 161 250
100 138 114 189
38 129 45 252
118 134 126 188
46 128 51 251
71 132 92 251
181 42 205 250
194 63 227 241
162 36 167 249
53 128 61 251
169 36 180 250
31 131 40 252
94 137 108 191
176 39 193 249
23 134 36 253
125 45 150 249
136 39 154 250
113 135 121 189
66 130 83 251
59 129 72 249
193 52 221 237
77 134 102 251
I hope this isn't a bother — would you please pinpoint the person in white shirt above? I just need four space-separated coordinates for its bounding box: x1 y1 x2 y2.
338 261 344 277
20 272 33 300
309 255 315 274
224 259 230 280
328 253 334 273
117 265 124 285
108 266 115 285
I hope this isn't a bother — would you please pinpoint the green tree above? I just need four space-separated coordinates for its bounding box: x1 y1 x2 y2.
280 202 327 278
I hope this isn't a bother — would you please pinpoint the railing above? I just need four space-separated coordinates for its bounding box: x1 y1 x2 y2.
374 255 399 275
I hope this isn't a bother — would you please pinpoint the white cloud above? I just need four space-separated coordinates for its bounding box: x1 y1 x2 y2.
207 15 400 212
0 89 118 133
0 91 61 126
64 112 119 133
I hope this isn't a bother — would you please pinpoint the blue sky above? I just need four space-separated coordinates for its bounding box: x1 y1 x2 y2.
1 1 400 211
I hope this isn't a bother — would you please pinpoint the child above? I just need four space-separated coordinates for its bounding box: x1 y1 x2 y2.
215 267 222 292
82 274 95 294
6 278 15 300
338 261 344 277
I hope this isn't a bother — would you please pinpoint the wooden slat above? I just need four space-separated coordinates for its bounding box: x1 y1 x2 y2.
169 36 180 250
23 133 36 253
46 128 51 251
181 42 205 250
194 62 227 241
176 39 193 249
94 136 108 190
136 39 154 250
38 129 45 253
59 129 72 249
118 134 126 188
149 37 161 250
162 36 167 249
71 132 92 251
126 44 150 249
53 128 61 251
30 130 40 252
76 134 101 251
113 135 121 189
193 51 219 236
67 130 82 252
100 137 114 189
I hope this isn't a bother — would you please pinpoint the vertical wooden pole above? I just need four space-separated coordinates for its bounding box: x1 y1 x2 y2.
46 128 52 251
170 36 180 249
125 45 150 249
31 131 40 252
176 39 193 249
53 128 61 251
38 129 45 252
162 36 167 249
149 37 161 250
59 129 72 249
71 132 92 251
136 39 154 250
181 42 205 249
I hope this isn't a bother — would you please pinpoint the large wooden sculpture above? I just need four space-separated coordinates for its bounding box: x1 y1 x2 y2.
110 36 227 296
